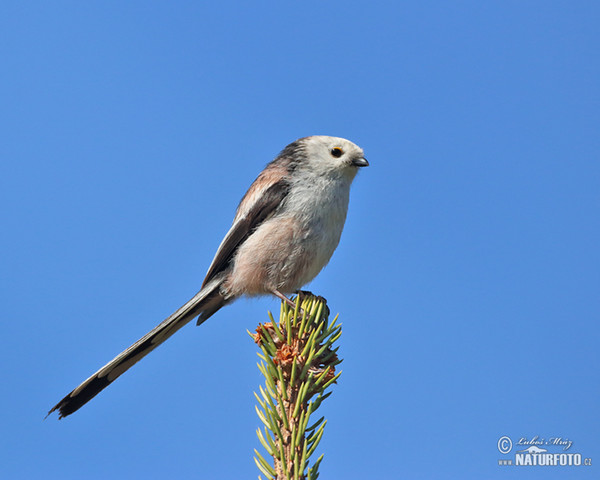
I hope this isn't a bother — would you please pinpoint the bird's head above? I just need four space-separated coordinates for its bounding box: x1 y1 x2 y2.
301 136 368 177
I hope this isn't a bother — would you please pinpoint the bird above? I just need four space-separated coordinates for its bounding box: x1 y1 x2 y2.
48 135 368 419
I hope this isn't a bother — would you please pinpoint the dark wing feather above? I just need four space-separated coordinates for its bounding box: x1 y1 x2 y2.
201 178 290 287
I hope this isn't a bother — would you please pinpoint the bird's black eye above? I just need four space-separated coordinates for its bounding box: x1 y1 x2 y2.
330 147 343 158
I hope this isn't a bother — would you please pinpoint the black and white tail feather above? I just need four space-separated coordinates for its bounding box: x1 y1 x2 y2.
48 278 227 418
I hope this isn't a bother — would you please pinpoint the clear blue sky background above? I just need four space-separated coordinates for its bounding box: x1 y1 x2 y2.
1 2 598 479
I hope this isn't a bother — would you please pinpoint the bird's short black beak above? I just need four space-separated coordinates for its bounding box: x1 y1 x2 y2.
352 157 369 167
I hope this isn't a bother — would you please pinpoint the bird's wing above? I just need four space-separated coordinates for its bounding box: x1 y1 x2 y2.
202 169 290 287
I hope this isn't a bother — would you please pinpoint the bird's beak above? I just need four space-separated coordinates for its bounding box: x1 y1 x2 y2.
352 157 369 167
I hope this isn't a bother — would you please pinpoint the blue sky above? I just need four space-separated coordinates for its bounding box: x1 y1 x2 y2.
1 2 598 479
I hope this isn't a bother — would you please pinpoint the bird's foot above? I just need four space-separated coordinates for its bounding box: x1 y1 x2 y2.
272 289 310 317
271 289 298 309
295 290 327 304
295 289 314 298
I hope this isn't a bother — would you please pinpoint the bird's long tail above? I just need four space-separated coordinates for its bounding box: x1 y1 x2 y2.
48 279 226 419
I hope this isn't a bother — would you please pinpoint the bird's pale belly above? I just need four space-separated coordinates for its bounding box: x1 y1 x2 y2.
225 213 344 296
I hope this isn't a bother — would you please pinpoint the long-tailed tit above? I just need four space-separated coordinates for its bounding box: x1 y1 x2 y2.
49 135 368 418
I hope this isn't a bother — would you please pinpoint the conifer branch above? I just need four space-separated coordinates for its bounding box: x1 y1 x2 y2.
249 294 342 480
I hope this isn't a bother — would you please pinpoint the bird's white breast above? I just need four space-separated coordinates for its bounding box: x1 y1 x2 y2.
283 172 352 286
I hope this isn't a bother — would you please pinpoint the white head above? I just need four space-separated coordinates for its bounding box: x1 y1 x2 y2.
300 135 368 177
273 136 368 180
